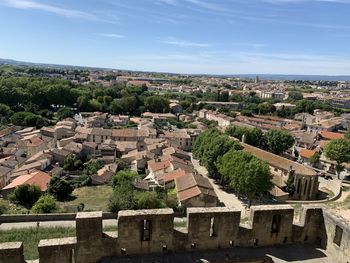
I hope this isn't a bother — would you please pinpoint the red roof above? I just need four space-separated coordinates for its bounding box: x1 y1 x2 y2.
162 169 187 184
2 170 51 192
148 160 171 172
300 149 316 159
320 131 344 140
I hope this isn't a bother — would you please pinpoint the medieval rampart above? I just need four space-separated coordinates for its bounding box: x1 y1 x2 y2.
0 204 349 263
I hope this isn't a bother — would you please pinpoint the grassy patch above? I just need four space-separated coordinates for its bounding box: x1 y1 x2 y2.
58 185 113 212
0 225 120 260
0 227 75 260
240 217 249 224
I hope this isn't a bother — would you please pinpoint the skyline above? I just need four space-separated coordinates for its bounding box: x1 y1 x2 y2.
0 0 350 75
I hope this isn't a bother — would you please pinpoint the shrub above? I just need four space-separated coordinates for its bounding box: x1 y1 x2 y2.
9 184 42 208
47 177 73 201
31 195 58 214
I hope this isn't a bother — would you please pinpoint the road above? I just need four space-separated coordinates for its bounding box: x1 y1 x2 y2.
191 156 246 214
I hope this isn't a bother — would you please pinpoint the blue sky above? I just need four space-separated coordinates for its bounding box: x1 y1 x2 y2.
0 0 350 75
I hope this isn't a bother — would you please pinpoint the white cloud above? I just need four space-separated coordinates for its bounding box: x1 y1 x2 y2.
160 39 212 48
158 0 177 5
98 33 125 39
2 0 119 23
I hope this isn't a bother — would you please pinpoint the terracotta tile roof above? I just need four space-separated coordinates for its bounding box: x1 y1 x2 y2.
148 160 171 172
241 143 316 177
300 149 317 159
162 169 187 183
25 136 44 147
175 173 214 192
177 186 217 202
319 131 344 140
2 169 51 191
112 128 139 138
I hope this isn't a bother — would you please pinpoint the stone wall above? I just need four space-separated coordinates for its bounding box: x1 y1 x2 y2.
0 205 349 263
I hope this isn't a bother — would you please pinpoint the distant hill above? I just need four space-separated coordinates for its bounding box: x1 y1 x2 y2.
1 57 350 81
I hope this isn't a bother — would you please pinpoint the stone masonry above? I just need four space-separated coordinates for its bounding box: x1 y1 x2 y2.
0 205 349 263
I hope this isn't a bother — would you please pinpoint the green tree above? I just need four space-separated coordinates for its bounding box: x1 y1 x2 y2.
108 186 135 213
288 91 303 101
31 195 58 214
324 138 350 179
265 129 294 155
83 159 104 176
135 191 164 209
47 177 73 201
218 150 272 207
111 170 138 189
0 200 8 215
9 184 42 208
192 128 241 178
63 154 77 171
56 107 74 120
309 152 321 167
284 171 296 196
145 96 170 113
225 126 266 149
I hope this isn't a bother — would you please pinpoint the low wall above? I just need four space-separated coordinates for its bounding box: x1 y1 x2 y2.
0 212 116 223
0 205 348 263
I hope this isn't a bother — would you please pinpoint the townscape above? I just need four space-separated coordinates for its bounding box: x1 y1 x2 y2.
1 0 350 262
0 64 350 262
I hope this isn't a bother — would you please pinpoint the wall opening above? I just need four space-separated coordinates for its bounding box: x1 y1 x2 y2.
141 219 152 241
210 217 216 237
271 214 282 234
296 179 301 194
333 225 343 247
303 180 308 196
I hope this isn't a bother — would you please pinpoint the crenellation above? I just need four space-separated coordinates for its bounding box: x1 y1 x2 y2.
186 207 241 250
248 205 294 247
117 208 174 255
0 242 24 263
38 237 76 263
1 206 350 263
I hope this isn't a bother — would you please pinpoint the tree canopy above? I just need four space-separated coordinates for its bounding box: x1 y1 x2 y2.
218 149 272 207
31 195 58 214
47 177 73 201
9 184 42 208
264 129 294 155
192 128 241 177
324 138 350 178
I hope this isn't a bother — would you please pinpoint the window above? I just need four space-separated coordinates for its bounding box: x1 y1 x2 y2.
141 220 152 241
296 179 301 194
333 225 343 247
271 214 282 234
303 180 308 196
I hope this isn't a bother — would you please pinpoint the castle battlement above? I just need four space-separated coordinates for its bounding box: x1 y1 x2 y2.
0 205 349 263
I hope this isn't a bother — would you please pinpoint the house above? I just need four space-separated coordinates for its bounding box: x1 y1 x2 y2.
242 143 318 201
91 163 118 185
161 130 199 151
0 165 12 189
319 131 344 141
18 135 47 157
161 169 187 189
299 149 318 164
175 173 218 207
1 169 51 198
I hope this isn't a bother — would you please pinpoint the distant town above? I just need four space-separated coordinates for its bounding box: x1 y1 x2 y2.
1 61 350 262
